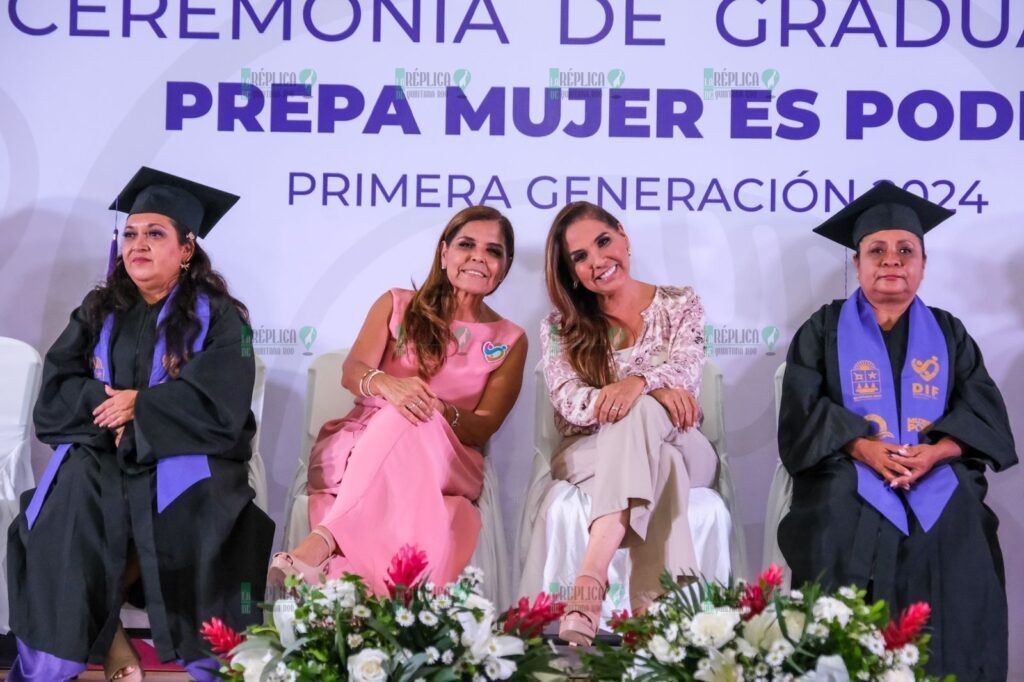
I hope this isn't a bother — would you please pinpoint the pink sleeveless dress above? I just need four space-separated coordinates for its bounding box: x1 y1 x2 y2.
307 288 524 594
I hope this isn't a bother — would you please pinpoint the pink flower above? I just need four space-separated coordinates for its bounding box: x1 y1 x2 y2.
739 565 784 621
384 544 429 603
883 603 931 650
199 618 244 658
760 564 784 589
502 593 565 638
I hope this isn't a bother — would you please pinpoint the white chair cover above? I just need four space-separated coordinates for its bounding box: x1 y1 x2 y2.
518 360 747 626
281 350 511 608
0 338 43 633
762 362 794 586
247 355 269 512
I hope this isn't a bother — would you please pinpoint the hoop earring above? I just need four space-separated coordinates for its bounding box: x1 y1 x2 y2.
572 280 578 290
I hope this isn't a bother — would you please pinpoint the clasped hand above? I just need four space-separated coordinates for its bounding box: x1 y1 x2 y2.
848 438 946 491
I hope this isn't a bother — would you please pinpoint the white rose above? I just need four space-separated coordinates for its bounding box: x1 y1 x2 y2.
347 648 389 682
689 611 741 649
273 598 298 647
881 666 915 682
789 589 804 603
232 647 274 682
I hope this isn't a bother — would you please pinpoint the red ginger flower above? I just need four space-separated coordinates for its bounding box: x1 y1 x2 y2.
502 592 565 638
739 564 785 621
883 603 931 650
200 618 244 658
384 544 430 603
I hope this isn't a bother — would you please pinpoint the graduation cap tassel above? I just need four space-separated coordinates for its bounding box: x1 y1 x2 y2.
106 197 120 279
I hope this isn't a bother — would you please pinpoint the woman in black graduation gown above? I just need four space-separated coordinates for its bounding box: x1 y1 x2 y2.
777 181 1016 681
6 168 274 681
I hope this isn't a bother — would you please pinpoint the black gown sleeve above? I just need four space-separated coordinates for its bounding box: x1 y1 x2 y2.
778 304 871 475
32 304 111 448
926 311 1018 472
132 298 256 463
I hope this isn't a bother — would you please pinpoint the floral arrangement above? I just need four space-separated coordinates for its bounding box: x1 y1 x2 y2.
580 565 949 681
200 545 564 682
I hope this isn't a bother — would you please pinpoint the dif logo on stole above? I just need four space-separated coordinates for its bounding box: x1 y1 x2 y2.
911 355 941 400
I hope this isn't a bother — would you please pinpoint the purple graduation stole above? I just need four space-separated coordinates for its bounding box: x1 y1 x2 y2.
837 288 958 535
27 290 212 529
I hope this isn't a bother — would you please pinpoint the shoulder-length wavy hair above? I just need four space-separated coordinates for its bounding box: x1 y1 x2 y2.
404 206 515 378
81 220 249 377
544 201 624 388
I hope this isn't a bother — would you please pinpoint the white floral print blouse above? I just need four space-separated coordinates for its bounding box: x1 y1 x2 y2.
540 285 706 436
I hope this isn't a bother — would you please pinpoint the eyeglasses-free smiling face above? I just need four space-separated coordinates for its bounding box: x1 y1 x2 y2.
121 212 194 291
854 228 927 306
439 219 510 296
563 218 632 294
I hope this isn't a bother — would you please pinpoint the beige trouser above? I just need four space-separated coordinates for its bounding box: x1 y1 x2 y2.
551 395 719 607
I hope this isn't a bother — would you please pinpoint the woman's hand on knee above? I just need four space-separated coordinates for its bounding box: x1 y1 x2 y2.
593 376 646 424
650 387 700 430
376 374 438 424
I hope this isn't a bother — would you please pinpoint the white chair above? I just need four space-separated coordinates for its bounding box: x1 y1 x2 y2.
0 338 43 633
518 360 748 626
761 362 793 586
247 355 269 513
281 350 512 608
122 353 271 632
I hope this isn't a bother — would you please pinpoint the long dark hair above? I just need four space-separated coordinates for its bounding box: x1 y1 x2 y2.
545 201 622 388
81 220 249 377
404 206 515 378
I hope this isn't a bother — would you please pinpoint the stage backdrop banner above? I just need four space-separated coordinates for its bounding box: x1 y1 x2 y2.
1 1 1021 671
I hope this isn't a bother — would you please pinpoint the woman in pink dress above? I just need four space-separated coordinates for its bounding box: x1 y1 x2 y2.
269 206 527 594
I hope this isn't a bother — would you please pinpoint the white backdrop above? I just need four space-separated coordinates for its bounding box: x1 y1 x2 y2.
1 0 1022 674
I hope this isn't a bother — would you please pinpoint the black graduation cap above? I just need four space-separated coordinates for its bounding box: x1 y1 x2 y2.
813 180 954 250
109 167 239 239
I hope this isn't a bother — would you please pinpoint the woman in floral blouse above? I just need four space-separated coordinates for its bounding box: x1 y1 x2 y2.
538 201 718 645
